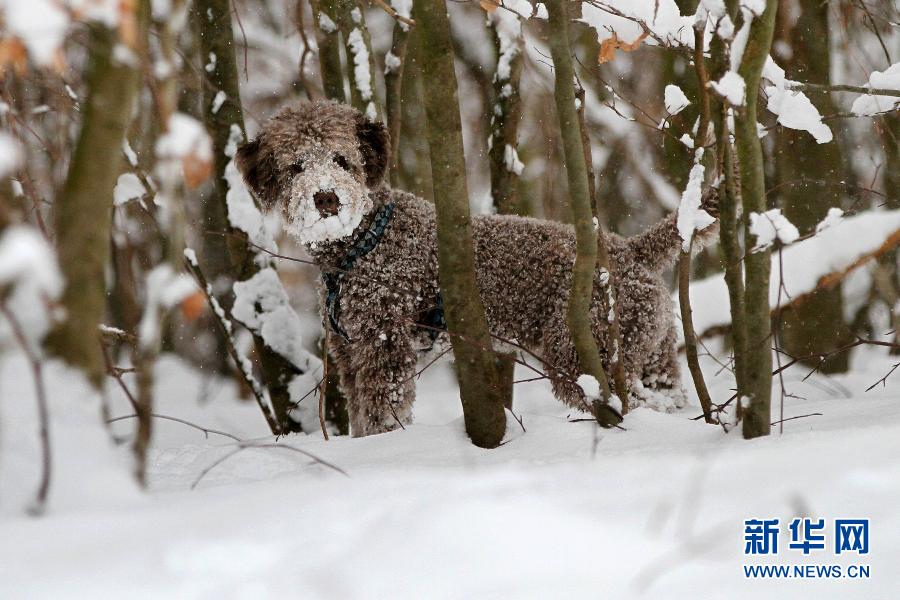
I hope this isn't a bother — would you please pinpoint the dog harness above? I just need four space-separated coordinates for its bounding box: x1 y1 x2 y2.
322 201 447 345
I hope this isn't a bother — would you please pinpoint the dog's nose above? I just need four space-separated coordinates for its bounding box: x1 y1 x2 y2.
313 191 340 216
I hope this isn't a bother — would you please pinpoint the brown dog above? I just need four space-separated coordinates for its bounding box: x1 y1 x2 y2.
237 101 717 436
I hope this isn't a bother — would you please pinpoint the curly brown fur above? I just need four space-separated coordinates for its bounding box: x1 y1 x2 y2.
238 101 718 436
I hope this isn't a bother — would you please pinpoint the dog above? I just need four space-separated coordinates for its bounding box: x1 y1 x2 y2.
236 100 717 437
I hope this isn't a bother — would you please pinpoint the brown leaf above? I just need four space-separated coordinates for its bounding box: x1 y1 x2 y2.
182 153 213 190
0 38 29 76
180 291 207 322
480 0 499 13
598 32 649 64
118 0 140 50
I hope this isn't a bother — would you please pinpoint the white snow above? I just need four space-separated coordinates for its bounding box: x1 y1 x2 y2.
676 149 715 250
765 84 833 144
226 160 276 253
232 268 322 429
710 71 746 106
138 265 195 350
0 131 23 178
762 57 833 144
748 208 799 252
679 209 900 340
2 346 899 597
384 51 401 75
390 0 413 32
664 84 690 115
503 144 524 175
155 113 213 163
211 90 227 114
1 0 69 66
580 1 695 50
850 62 900 116
815 207 843 234
576 373 601 400
284 153 372 245
318 12 337 34
0 225 63 353
347 29 373 102
740 0 765 17
113 172 146 206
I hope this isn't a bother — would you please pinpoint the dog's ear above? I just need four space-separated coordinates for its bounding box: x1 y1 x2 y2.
355 115 390 187
235 136 280 210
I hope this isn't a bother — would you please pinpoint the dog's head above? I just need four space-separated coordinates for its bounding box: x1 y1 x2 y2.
235 101 389 245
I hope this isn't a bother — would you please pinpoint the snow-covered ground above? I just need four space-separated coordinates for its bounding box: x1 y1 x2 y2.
1 343 898 598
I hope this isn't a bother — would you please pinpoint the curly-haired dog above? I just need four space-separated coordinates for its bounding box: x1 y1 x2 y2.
236 101 717 437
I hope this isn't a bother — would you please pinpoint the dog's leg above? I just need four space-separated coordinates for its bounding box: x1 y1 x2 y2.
633 324 687 412
346 327 416 436
540 323 596 412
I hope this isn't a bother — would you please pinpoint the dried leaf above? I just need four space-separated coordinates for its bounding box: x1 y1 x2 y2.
480 0 499 13
182 153 213 189
118 0 139 50
0 38 29 76
598 32 649 64
180 290 207 322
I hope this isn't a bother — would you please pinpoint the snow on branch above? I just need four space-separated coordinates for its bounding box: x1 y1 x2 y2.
748 208 799 253
850 63 900 116
677 209 900 342
0 226 63 353
762 58 833 144
676 149 715 250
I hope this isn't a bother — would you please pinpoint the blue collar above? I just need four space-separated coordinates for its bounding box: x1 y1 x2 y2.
322 202 395 341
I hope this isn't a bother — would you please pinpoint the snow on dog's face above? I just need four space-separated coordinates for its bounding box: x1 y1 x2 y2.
284 145 371 244
235 101 389 245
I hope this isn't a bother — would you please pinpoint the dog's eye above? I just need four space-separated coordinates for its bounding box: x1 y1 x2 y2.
333 155 351 172
288 162 305 175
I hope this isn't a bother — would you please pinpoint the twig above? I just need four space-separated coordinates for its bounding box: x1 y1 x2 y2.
100 336 140 412
370 0 415 27
785 81 900 98
318 329 330 440
0 302 51 515
183 253 281 435
190 441 348 490
866 361 900 392
106 413 242 442
770 412 822 426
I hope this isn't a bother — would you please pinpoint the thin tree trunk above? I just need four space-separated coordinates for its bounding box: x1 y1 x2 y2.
486 12 525 411
678 22 715 424
194 0 302 433
45 23 143 387
319 0 380 118
776 0 851 373
575 82 629 409
415 0 506 448
545 0 619 423
385 21 411 186
735 0 778 439
311 0 347 102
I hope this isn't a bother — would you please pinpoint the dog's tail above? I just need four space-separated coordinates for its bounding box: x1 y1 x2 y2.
624 187 719 273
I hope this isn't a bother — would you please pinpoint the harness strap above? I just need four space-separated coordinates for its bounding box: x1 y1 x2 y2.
323 202 395 341
322 201 448 346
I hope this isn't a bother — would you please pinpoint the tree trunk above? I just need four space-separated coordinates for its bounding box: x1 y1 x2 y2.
319 0 380 118
545 0 620 422
385 21 411 186
311 0 347 102
46 23 142 388
415 0 506 448
486 12 525 410
194 0 303 433
735 0 779 439
775 0 851 373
